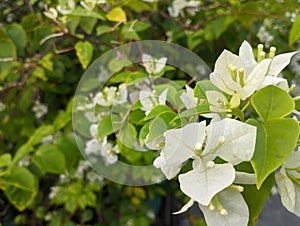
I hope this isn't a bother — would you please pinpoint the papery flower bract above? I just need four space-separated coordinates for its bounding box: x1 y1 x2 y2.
80 0 105 10
180 85 200 109
239 40 297 91
206 90 240 113
168 0 199 17
139 88 168 115
210 49 271 100
199 188 249 226
178 162 235 206
202 118 257 165
275 151 300 217
142 53 167 75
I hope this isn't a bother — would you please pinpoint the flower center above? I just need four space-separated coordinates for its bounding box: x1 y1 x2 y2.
257 44 276 62
228 64 245 87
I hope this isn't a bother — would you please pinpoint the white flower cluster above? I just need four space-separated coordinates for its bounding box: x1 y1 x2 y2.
151 41 298 225
32 100 48 119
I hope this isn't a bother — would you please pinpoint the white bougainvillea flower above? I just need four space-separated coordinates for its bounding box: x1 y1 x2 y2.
210 49 271 100
159 122 206 166
153 154 182 180
199 188 249 226
100 137 120 165
44 7 58 20
178 162 235 206
180 85 201 109
139 88 168 115
168 0 199 17
202 118 257 165
56 0 75 15
142 53 167 75
276 151 300 217
80 0 105 10
239 40 297 91
206 90 240 113
95 83 127 107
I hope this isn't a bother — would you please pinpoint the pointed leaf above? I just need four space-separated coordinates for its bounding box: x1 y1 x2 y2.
251 85 295 121
75 41 94 69
248 118 299 188
106 7 127 22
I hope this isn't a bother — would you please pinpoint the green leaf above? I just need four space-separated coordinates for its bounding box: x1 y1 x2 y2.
5 23 27 51
70 7 105 20
129 109 145 125
79 17 98 35
0 39 17 78
55 134 81 171
174 104 210 120
247 118 299 188
147 117 168 142
144 105 174 121
53 111 71 131
1 166 38 211
75 41 94 69
96 25 112 36
32 144 66 174
109 71 147 84
251 85 295 121
289 15 300 46
97 114 121 138
39 53 53 71
106 7 127 22
28 125 54 146
117 123 137 148
0 153 12 168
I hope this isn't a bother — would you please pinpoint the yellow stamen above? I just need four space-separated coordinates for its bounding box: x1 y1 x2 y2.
269 46 276 59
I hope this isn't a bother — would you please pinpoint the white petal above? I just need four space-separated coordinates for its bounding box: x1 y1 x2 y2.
180 92 195 109
203 118 256 165
173 199 195 215
206 90 228 113
276 169 296 214
153 155 182 180
260 76 289 92
115 83 128 104
199 189 249 226
154 57 168 74
283 151 300 169
139 90 156 113
142 53 154 74
234 172 256 184
158 88 168 105
241 59 271 100
267 51 298 77
238 40 257 75
178 163 235 206
163 123 206 165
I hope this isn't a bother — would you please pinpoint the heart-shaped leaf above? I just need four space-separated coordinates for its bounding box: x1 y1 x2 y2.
248 118 299 189
251 85 295 121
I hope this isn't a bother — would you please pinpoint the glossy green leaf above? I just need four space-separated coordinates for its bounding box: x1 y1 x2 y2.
96 25 112 36
106 7 127 22
75 41 94 69
32 144 66 174
144 105 174 121
147 117 168 142
251 85 295 121
97 114 121 138
79 17 98 35
5 23 27 51
1 166 38 211
0 153 12 168
247 118 299 189
70 7 105 20
289 15 300 46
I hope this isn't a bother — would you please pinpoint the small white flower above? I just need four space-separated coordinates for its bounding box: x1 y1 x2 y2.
41 135 54 144
239 40 297 92
100 137 120 165
180 85 200 109
56 0 75 15
142 53 167 75
168 0 199 17
48 186 59 200
139 88 168 115
80 0 105 10
32 100 48 119
95 83 128 107
206 91 240 113
43 7 58 20
210 49 272 100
